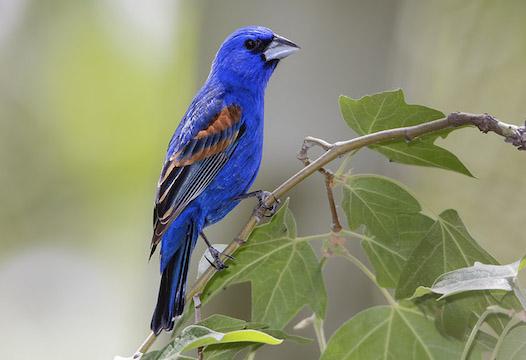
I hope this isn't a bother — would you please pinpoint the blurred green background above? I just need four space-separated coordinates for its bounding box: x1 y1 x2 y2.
1 0 525 359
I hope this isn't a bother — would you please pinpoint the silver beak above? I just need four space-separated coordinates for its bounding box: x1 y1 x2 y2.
263 34 300 61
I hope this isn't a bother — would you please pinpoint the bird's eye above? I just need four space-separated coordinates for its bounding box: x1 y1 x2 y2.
244 39 258 50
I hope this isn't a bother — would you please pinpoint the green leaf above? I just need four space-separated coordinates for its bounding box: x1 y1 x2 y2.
321 305 470 360
339 89 472 176
214 330 281 346
141 352 162 360
472 331 497 354
147 325 282 360
341 174 434 287
197 317 312 343
198 314 250 333
203 329 311 360
197 315 257 360
396 210 518 338
410 286 434 299
411 258 525 300
203 344 248 360
396 209 497 299
438 291 517 340
201 201 327 329
196 315 310 360
498 325 526 359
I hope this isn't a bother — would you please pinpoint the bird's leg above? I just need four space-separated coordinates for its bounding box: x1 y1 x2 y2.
200 231 233 271
234 190 280 218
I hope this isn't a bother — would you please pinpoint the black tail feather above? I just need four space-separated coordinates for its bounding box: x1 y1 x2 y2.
150 221 196 334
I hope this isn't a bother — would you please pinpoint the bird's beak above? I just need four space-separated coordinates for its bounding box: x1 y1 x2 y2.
263 34 300 61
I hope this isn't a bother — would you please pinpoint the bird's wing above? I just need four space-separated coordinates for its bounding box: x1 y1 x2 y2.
150 103 244 256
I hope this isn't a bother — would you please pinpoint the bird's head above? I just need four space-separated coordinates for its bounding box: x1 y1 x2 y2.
209 26 299 91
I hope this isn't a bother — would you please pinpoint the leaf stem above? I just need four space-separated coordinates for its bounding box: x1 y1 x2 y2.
490 316 522 360
461 306 510 360
193 295 203 360
313 315 327 354
334 150 358 178
339 246 396 306
324 174 343 232
512 280 526 311
296 233 333 242
245 348 257 360
340 229 372 242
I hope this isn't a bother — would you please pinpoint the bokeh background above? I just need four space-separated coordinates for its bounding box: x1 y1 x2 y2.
1 1 525 359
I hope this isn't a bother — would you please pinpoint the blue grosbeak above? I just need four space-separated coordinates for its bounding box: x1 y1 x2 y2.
149 26 299 334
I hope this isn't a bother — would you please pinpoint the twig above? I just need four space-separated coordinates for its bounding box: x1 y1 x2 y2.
193 294 203 360
297 136 334 178
132 332 157 359
298 137 343 232
133 112 526 355
324 175 342 232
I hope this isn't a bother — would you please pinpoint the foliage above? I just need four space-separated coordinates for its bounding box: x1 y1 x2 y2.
341 174 433 287
339 90 472 176
320 305 468 360
144 90 525 360
143 324 281 360
411 257 526 300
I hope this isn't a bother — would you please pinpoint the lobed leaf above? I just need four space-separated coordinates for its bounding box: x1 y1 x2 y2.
321 305 473 360
396 210 520 338
341 174 434 287
396 209 497 299
339 89 472 176
438 291 518 340
200 201 327 329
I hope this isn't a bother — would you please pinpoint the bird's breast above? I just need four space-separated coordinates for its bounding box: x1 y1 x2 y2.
198 117 264 225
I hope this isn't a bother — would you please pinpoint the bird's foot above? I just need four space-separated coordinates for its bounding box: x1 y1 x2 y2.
253 191 280 220
205 246 234 271
233 190 280 221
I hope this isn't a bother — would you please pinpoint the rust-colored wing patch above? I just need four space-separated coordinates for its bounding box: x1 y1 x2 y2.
172 105 242 167
158 105 242 186
150 105 243 256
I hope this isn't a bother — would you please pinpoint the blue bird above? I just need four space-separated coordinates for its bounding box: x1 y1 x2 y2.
149 26 299 334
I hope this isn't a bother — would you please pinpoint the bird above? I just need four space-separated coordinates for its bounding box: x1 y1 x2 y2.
149 26 299 334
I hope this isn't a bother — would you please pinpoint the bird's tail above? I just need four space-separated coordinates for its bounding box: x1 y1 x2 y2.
150 220 198 334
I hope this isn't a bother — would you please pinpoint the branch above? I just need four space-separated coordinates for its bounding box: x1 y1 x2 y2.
193 295 203 360
131 112 526 357
298 137 342 232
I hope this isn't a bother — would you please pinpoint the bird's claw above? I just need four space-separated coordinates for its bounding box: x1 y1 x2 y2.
254 191 280 219
206 246 231 270
234 190 280 220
